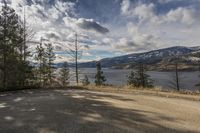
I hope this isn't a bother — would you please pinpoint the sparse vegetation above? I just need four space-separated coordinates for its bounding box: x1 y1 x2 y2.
59 62 70 87
95 62 106 86
82 75 90 86
45 43 56 86
127 63 154 88
34 40 46 87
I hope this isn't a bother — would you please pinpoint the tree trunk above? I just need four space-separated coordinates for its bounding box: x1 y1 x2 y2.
175 61 180 91
75 33 78 85
3 52 7 89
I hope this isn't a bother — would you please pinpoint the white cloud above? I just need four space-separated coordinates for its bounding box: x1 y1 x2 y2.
109 22 163 53
102 37 113 45
120 2 198 26
54 54 72 63
54 0 76 17
158 0 174 4
165 7 197 25
1 0 200 62
121 0 131 15
121 1 158 24
134 3 156 23
11 0 27 8
63 16 77 30
117 1 200 55
83 52 92 56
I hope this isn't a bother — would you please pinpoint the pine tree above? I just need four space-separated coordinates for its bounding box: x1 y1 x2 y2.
0 1 31 89
127 71 137 86
82 75 90 86
45 43 56 86
59 62 70 86
0 2 16 89
35 41 46 87
95 62 106 86
18 26 32 88
127 63 154 88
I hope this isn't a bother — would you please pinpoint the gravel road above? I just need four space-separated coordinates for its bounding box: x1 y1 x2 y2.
0 89 199 133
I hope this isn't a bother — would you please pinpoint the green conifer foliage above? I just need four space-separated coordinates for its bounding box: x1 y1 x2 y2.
59 62 70 86
0 2 32 89
95 62 106 86
127 63 154 88
45 43 56 86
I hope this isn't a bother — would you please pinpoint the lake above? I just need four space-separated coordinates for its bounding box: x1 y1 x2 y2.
69 68 200 91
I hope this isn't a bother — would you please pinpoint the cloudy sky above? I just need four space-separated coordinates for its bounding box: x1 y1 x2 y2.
2 0 200 62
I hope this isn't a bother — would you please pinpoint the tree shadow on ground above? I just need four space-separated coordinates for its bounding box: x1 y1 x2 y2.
0 89 197 133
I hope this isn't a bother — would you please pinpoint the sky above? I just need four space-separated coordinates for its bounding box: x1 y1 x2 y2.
1 0 200 62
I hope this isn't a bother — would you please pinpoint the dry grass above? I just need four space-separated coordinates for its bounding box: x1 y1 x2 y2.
66 84 200 101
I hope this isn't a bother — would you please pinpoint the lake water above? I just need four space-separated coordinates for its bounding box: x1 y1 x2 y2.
69 68 200 91
75 68 200 90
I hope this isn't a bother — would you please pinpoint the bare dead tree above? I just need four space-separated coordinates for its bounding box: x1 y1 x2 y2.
175 57 180 91
19 7 35 87
75 33 78 84
65 32 85 85
23 7 26 61
168 56 181 91
22 7 35 61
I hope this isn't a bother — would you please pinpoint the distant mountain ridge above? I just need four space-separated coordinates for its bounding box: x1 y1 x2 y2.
78 46 200 69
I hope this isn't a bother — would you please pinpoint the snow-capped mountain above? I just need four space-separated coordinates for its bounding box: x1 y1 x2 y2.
78 46 200 68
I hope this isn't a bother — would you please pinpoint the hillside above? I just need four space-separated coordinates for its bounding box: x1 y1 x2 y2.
78 46 200 71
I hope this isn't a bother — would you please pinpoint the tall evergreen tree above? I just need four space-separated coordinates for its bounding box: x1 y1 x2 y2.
34 41 46 87
127 63 153 88
95 62 106 86
45 43 55 86
127 71 137 86
0 1 31 89
59 62 70 86
18 25 32 88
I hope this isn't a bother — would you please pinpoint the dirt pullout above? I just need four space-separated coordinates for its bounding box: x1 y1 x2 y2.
0 89 199 133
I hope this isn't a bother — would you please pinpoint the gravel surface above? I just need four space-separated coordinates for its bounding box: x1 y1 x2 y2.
0 89 199 133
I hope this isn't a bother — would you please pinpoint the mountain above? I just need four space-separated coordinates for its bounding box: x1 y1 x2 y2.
78 46 200 69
